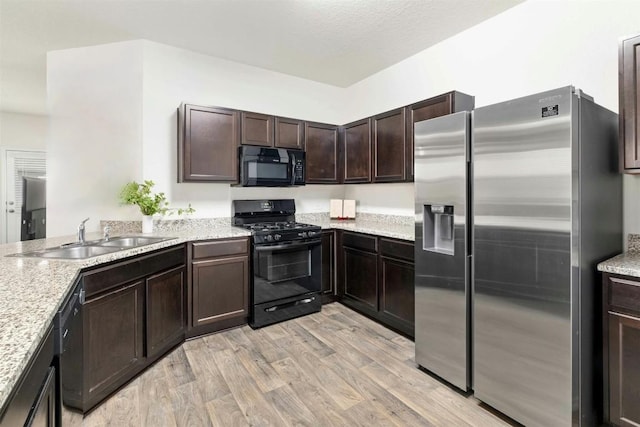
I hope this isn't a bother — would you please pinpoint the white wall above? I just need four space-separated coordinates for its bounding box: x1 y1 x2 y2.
47 41 144 236
342 0 640 232
140 41 344 218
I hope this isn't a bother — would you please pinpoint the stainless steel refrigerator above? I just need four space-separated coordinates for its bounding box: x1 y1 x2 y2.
415 86 622 426
414 110 472 392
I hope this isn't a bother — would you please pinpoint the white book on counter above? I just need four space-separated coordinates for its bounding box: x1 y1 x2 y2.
329 199 356 219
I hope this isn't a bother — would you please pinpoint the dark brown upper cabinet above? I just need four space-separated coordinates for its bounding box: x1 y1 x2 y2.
372 108 407 182
406 91 474 181
241 113 304 149
305 122 341 184
343 118 372 183
177 104 240 183
275 117 305 149
241 112 274 147
620 33 640 173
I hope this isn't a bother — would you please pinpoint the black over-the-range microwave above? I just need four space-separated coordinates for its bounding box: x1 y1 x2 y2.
238 145 305 187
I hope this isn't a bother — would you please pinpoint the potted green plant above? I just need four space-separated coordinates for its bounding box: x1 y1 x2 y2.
120 180 194 233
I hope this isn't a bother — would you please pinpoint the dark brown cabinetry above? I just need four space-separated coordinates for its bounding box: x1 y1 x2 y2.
604 274 640 426
378 238 415 336
321 230 336 303
0 327 58 427
178 104 240 182
241 112 274 147
305 122 341 184
341 232 378 309
188 238 250 337
338 231 414 337
63 245 186 413
372 108 408 182
146 266 186 360
83 280 145 405
619 34 640 173
241 113 304 149
275 117 305 149
343 119 372 183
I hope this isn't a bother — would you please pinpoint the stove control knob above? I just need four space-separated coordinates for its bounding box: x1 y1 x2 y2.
274 234 281 241
307 231 316 237
299 231 308 238
266 235 274 242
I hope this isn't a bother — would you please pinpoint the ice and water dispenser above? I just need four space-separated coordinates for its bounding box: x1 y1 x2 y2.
423 204 454 255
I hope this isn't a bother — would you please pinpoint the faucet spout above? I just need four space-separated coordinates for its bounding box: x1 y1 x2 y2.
78 217 90 244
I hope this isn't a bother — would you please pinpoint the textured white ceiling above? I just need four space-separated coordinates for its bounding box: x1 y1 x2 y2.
0 0 522 115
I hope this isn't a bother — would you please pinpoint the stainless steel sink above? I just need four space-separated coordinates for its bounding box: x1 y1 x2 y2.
94 236 169 248
7 236 175 259
16 245 122 259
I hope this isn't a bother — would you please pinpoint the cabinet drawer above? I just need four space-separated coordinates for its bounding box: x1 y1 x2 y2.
608 276 640 315
83 245 185 298
192 238 248 259
379 238 414 262
342 232 377 253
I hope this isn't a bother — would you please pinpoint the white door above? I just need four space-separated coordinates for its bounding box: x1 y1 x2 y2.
3 150 46 243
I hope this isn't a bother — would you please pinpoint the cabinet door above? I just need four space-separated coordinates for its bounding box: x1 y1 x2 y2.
372 108 407 182
83 281 144 403
406 94 453 181
620 34 640 172
192 255 249 328
146 266 186 360
609 312 640 426
321 230 335 303
275 117 305 149
25 367 56 427
379 256 415 336
305 122 341 183
343 118 372 183
178 104 239 182
343 247 378 311
241 111 274 147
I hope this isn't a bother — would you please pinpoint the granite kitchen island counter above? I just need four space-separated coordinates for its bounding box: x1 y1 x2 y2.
0 224 250 414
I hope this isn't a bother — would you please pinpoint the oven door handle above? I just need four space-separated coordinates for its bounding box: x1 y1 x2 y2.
254 239 321 251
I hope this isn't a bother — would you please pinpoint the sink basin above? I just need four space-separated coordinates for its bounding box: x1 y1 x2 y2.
94 236 169 248
7 236 175 259
18 245 122 259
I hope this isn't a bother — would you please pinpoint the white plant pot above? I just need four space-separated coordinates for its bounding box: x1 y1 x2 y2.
142 215 154 234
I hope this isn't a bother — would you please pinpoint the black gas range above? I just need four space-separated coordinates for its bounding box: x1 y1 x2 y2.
232 199 322 328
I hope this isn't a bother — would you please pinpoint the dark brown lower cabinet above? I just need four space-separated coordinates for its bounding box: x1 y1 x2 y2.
321 230 336 303
379 239 415 336
26 368 56 427
188 238 250 337
84 280 145 408
604 273 640 426
146 266 186 361
62 245 186 413
339 231 414 337
0 327 58 427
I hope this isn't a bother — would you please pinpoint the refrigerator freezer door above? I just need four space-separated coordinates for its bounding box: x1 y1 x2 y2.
473 87 573 426
414 111 470 391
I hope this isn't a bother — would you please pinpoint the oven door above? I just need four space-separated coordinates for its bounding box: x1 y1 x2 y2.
251 238 321 327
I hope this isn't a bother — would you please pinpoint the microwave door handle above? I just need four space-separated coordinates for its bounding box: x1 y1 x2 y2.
290 154 296 186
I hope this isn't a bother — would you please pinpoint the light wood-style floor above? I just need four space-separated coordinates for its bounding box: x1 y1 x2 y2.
62 303 513 426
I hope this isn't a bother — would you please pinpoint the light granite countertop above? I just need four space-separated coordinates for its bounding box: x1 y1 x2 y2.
0 224 250 414
0 213 413 413
299 212 414 241
597 234 640 278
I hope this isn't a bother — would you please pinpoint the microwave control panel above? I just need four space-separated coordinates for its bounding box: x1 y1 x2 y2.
294 158 304 182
